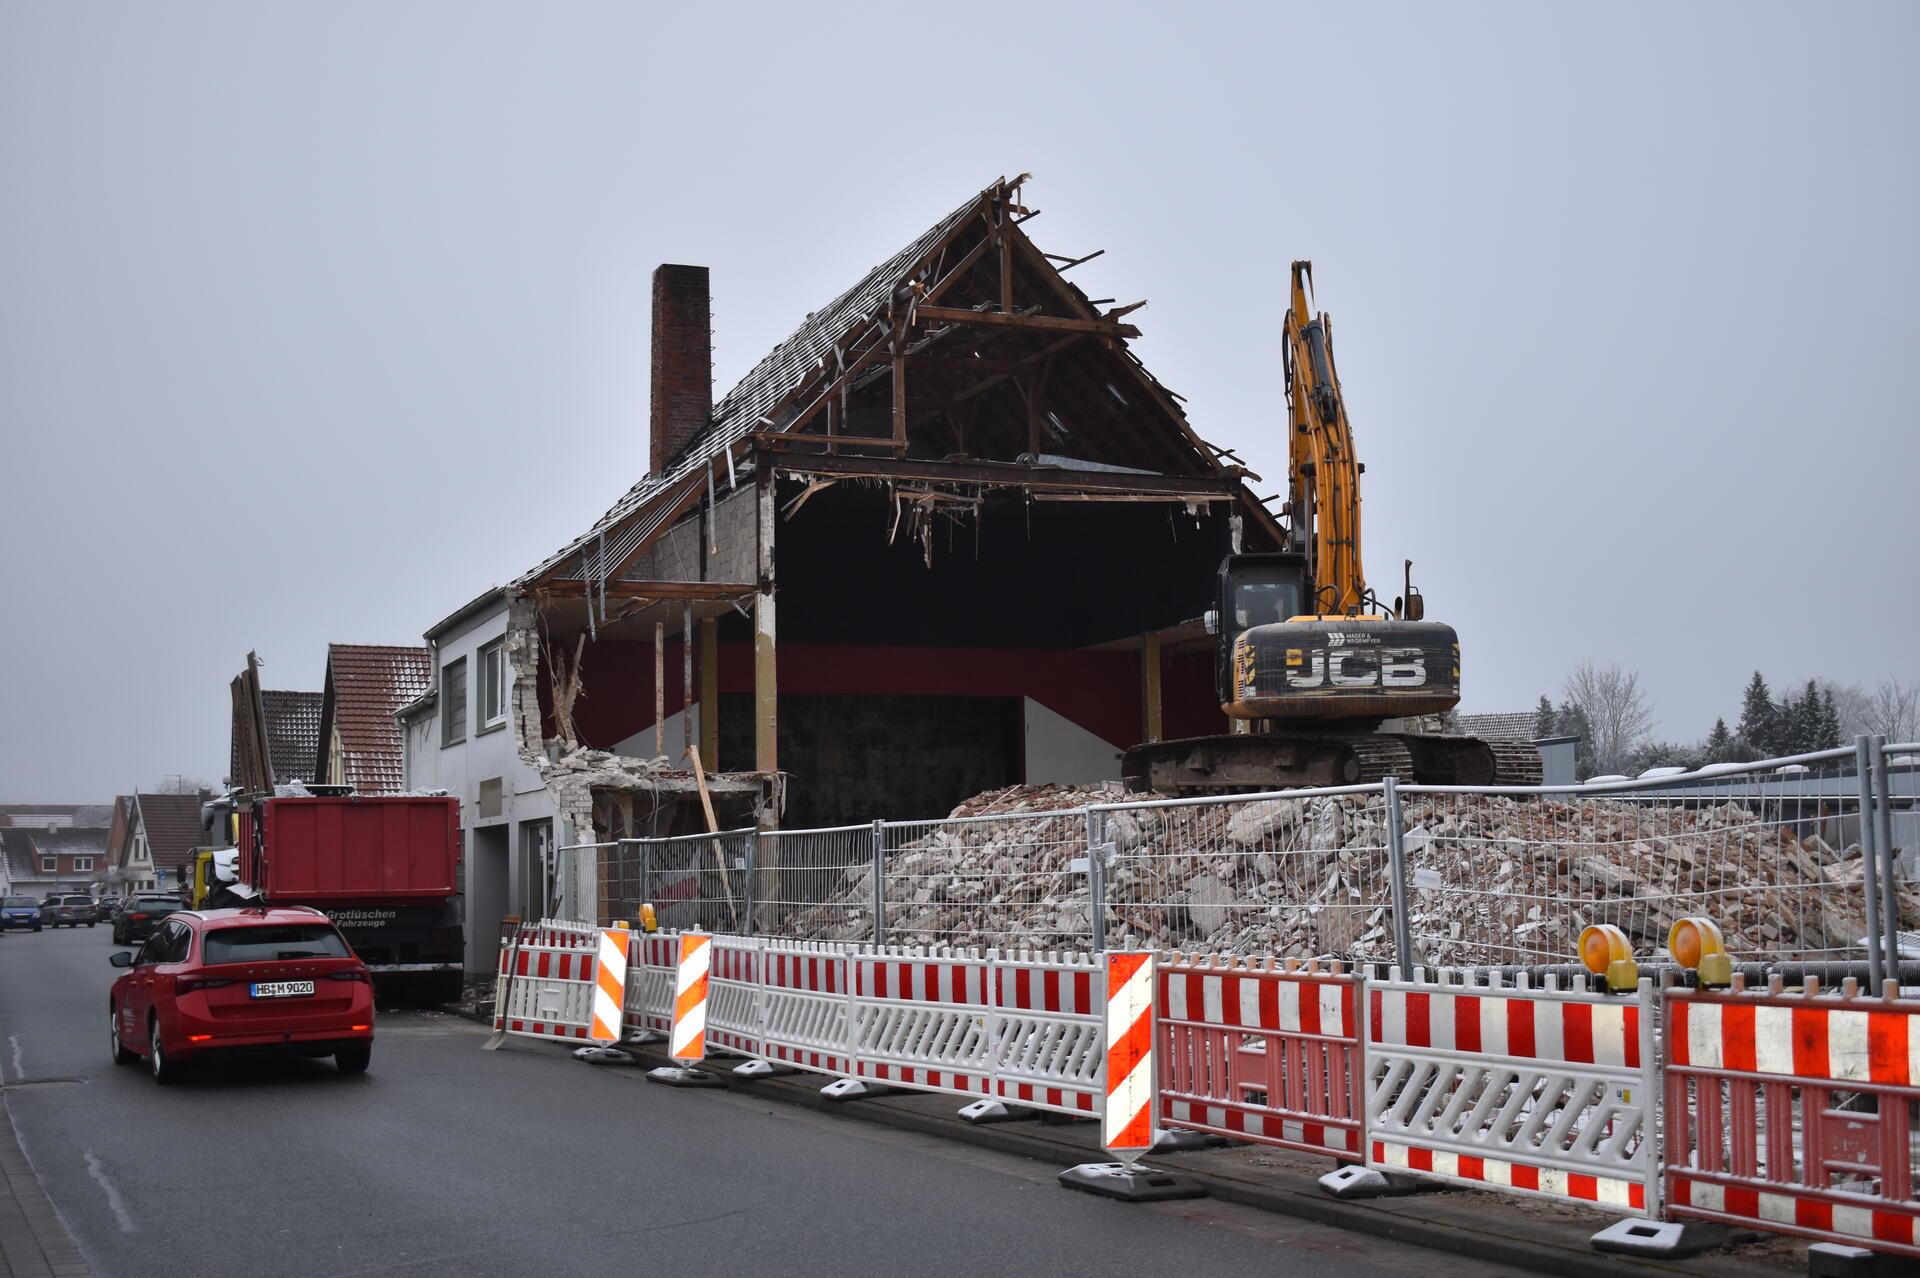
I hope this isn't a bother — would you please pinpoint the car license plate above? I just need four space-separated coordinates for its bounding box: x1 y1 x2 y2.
249 981 315 999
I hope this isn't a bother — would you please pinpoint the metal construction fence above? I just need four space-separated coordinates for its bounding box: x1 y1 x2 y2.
554 736 1916 980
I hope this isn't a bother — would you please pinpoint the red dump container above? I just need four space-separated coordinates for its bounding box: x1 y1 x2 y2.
238 795 460 903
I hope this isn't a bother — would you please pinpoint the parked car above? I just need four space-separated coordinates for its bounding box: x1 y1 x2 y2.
1 896 42 932
41 894 99 928
112 895 185 946
109 906 374 1083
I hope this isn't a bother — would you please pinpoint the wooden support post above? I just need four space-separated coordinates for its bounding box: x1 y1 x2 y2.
891 354 907 446
681 604 693 761
754 459 778 778
699 617 719 769
1141 631 1164 745
654 621 665 757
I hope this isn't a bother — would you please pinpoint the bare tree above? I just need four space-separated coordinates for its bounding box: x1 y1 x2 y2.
152 774 215 796
1862 676 1920 743
1821 679 1873 739
1561 661 1656 776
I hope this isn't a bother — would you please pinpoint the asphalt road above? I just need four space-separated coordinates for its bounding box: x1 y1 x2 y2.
0 926 1534 1278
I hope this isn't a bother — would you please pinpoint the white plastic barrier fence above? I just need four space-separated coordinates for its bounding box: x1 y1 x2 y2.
1364 969 1660 1214
706 935 763 1057
848 946 997 1099
494 919 601 1043
623 931 680 1041
989 950 1104 1116
758 939 856 1075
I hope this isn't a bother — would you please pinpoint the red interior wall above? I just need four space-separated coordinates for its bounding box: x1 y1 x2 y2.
541 640 1228 751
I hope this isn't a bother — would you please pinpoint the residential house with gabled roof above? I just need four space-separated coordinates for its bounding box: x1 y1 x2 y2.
2 826 109 897
417 175 1284 838
111 792 212 894
315 645 430 793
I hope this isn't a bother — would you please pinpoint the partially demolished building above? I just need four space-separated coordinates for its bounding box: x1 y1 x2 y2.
507 175 1285 831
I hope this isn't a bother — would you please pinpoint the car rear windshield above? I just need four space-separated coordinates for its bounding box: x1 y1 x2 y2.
3 897 34 908
56 896 88 905
131 899 178 909
203 925 351 964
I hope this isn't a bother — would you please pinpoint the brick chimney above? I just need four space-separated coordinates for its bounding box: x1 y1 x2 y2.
650 264 712 475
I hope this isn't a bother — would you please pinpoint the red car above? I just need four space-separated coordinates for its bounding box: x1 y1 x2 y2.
109 906 374 1083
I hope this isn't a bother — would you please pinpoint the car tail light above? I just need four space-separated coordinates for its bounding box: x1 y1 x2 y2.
176 976 234 994
327 969 372 984
129 913 149 921
350 1024 371 1031
187 1035 212 1043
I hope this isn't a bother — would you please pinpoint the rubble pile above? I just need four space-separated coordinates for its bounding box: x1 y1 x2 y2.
774 784 1919 964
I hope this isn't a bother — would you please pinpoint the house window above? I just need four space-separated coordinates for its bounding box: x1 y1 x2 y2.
40 857 55 872
479 639 508 730
74 857 93 872
442 657 468 746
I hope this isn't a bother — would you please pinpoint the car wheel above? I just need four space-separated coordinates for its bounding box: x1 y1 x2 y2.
148 1018 179 1085
88 921 96 928
335 1043 372 1075
110 1008 136 1065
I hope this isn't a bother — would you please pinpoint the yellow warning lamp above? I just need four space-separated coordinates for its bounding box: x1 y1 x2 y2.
1668 917 1732 988
1578 924 1639 993
638 903 658 933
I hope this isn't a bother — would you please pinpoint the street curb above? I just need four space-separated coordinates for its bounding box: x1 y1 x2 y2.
455 1009 1776 1278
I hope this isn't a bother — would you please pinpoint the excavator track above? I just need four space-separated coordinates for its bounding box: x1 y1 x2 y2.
1122 731 1538 795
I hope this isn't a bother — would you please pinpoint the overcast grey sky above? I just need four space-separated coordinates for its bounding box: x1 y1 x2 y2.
2 2 1914 799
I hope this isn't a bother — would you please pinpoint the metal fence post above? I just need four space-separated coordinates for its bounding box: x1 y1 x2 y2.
743 830 758 937
871 819 887 945
1871 735 1902 974
1383 777 1418 975
1854 736 1886 991
638 839 652 917
1085 808 1107 953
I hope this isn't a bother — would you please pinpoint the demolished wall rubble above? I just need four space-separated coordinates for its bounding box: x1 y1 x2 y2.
774 783 1919 964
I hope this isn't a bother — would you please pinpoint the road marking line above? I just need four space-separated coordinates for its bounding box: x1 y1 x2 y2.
8 1035 21 1082
84 1148 137 1233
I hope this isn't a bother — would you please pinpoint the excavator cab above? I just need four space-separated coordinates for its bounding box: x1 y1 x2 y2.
1211 553 1310 703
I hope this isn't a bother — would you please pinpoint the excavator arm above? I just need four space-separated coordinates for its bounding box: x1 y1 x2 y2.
1283 261 1367 617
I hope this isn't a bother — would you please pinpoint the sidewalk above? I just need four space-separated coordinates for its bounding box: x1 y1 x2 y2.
0 1096 89 1278
577 1031 1797 1278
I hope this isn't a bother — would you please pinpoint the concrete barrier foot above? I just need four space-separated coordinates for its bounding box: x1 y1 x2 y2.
1059 1162 1207 1203
646 1065 727 1088
1589 1218 1729 1259
1317 1165 1425 1199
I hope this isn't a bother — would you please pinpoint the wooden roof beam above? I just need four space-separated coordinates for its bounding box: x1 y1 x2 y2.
914 306 1141 338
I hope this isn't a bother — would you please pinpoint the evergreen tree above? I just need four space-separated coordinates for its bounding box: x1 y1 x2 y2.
1705 717 1734 762
1791 679 1824 753
1556 699 1595 776
1737 671 1776 755
1817 687 1842 749
1534 695 1557 739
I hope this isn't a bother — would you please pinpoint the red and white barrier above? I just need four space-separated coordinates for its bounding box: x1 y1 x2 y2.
494 919 601 1042
1665 983 1920 1259
623 931 680 1041
849 948 996 1098
989 950 1103 1116
1158 955 1362 1160
757 940 856 1075
1364 970 1659 1214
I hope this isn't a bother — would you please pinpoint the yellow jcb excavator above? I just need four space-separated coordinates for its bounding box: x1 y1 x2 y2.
1123 262 1542 792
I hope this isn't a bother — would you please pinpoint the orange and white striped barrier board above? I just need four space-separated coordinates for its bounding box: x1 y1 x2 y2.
1103 951 1156 1157
668 932 712 1064
589 926 628 1044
